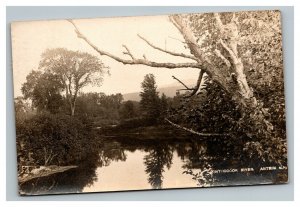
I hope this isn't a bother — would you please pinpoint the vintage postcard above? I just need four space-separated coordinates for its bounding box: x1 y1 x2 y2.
11 10 288 195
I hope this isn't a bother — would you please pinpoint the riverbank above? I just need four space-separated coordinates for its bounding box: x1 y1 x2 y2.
99 124 194 139
98 123 232 141
19 165 78 184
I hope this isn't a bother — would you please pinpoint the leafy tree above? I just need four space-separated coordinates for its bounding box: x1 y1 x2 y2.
98 93 123 110
98 93 123 120
139 74 160 123
119 100 139 120
21 70 64 114
38 48 107 116
76 92 123 121
75 92 103 117
159 93 169 119
14 96 33 126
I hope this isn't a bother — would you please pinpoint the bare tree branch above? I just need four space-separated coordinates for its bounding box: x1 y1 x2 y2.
214 13 239 59
169 15 234 95
165 118 230 137
137 34 198 61
214 49 231 67
185 70 205 97
231 13 238 23
68 19 202 70
169 16 184 34
172 75 192 90
169 16 214 65
177 88 194 91
219 39 238 63
173 70 205 98
214 13 224 33
122 45 135 60
168 36 187 44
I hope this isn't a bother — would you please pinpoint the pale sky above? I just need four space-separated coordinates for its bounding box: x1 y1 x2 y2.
11 15 200 97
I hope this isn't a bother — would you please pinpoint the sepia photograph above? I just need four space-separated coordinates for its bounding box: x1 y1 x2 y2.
11 10 288 195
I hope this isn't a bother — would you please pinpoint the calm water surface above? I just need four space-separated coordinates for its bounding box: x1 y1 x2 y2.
20 132 287 195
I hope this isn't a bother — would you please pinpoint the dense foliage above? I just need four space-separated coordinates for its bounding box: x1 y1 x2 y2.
140 74 161 123
21 70 64 113
164 11 287 166
119 100 140 120
139 74 172 124
22 48 107 116
76 92 123 123
16 113 99 172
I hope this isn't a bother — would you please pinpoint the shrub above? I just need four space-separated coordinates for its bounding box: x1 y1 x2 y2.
16 112 98 169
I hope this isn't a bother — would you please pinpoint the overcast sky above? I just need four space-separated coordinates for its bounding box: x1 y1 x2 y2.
11 15 200 98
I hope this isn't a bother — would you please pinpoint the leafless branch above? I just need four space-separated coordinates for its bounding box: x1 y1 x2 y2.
122 45 135 60
169 15 183 33
169 15 232 94
214 49 231 67
168 36 187 44
231 13 238 23
137 34 198 61
173 70 205 98
165 118 230 136
172 75 192 90
170 15 214 66
214 13 224 33
214 13 239 62
185 70 205 98
219 39 239 64
177 88 193 91
68 19 202 70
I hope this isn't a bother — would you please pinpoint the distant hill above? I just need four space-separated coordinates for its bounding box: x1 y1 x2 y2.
123 79 196 102
122 92 141 102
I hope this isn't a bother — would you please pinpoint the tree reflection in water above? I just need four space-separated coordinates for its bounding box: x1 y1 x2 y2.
98 141 127 166
19 136 288 195
176 140 215 187
143 143 173 189
19 142 128 195
176 138 288 187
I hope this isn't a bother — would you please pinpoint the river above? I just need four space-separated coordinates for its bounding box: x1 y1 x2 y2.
19 131 288 195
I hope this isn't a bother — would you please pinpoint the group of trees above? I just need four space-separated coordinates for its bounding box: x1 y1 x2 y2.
16 10 287 176
15 47 172 173
76 92 123 122
16 48 110 173
19 48 168 125
68 10 287 165
21 48 107 116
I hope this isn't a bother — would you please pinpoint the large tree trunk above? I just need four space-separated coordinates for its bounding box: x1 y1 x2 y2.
171 15 274 138
172 15 287 164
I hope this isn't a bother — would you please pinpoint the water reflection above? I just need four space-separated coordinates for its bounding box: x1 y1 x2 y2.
175 141 214 187
20 134 288 195
144 143 173 189
20 157 99 195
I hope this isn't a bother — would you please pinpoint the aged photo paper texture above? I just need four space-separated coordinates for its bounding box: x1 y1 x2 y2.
11 10 288 195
